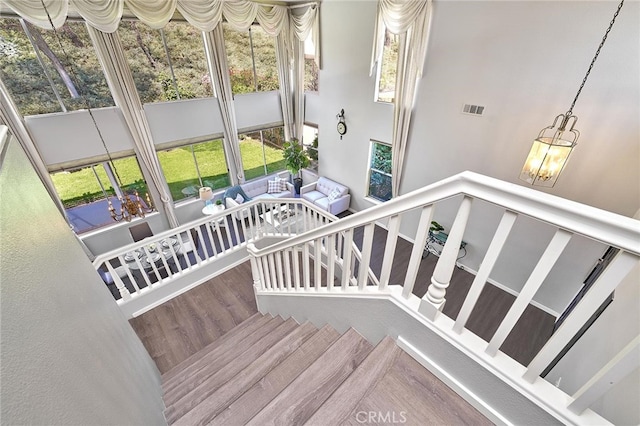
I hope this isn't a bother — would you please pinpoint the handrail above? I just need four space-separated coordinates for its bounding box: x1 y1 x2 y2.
248 171 640 257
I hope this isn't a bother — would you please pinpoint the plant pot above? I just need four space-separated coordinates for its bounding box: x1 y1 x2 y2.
293 177 303 195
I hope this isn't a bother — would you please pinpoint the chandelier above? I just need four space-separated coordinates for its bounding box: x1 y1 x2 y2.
42 4 155 221
108 191 154 222
519 0 625 187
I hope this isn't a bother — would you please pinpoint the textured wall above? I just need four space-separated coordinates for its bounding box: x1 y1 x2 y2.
0 133 166 425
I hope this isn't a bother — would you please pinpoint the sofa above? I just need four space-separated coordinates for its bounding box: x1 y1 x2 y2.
300 176 351 215
224 171 294 220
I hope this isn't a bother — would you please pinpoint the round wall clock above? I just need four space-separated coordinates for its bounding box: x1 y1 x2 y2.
337 121 347 137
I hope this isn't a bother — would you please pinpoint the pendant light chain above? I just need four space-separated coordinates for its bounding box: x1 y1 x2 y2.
566 0 624 116
39 0 124 188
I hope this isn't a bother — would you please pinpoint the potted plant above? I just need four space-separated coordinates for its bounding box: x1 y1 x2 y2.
430 221 444 235
283 138 310 194
214 198 225 212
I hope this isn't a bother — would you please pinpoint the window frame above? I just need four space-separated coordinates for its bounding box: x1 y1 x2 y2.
365 140 393 203
374 27 399 104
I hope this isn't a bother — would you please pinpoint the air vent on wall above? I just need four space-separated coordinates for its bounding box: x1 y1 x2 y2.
462 103 485 116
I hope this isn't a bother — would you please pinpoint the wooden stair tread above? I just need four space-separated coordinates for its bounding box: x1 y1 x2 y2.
209 324 341 426
170 321 319 426
162 312 269 385
304 335 401 426
163 315 284 405
343 351 493 426
246 328 373 426
167 319 312 425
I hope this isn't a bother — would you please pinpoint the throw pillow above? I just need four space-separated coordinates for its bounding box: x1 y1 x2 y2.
268 179 281 194
275 176 288 192
235 194 244 204
327 186 342 202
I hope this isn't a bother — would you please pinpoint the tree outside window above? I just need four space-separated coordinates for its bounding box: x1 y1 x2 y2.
118 20 211 104
376 28 398 103
302 124 318 172
223 23 279 95
304 35 318 92
0 18 114 115
367 141 392 202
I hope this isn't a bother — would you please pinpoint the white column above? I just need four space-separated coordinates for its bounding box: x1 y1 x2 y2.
420 196 472 320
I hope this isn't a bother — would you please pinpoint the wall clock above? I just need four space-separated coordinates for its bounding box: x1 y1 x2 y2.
337 109 347 140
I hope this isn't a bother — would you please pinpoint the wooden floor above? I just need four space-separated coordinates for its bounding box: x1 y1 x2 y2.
131 222 555 374
129 263 257 374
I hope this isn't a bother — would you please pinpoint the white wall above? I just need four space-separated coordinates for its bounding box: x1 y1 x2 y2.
0 131 165 425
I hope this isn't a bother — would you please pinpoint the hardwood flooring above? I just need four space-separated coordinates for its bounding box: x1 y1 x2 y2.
129 262 257 374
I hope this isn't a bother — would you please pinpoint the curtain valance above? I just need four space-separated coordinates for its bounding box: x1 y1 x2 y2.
5 0 309 36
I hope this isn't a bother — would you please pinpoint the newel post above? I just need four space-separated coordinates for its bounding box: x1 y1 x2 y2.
420 196 473 320
247 243 263 291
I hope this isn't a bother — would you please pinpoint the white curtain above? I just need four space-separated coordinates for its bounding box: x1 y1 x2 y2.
7 0 293 34
370 0 433 198
0 78 96 260
202 26 245 183
276 29 295 142
86 26 179 228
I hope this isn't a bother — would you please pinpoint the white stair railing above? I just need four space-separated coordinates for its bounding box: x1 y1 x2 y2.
92 198 334 305
247 171 640 424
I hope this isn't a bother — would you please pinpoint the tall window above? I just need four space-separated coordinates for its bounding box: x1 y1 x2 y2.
302 124 318 172
239 126 286 181
304 35 318 92
118 20 211 104
223 23 278 95
157 139 230 203
0 18 114 116
50 157 148 233
367 141 392 202
376 28 399 103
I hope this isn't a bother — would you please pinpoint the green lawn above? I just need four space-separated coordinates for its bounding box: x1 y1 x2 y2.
51 137 286 207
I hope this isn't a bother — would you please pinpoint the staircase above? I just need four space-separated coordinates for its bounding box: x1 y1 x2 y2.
161 313 491 426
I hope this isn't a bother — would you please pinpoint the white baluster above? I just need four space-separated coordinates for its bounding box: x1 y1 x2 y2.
314 238 322 290
341 229 354 290
357 223 375 290
404 205 434 299
327 234 336 290
420 197 472 318
292 246 301 290
261 256 271 290
486 228 572 357
283 248 292 290
379 214 401 290
275 251 284 290
303 242 311 290
268 253 277 289
524 251 639 381
453 210 517 334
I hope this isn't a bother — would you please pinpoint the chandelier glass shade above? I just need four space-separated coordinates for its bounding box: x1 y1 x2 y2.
519 113 578 187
